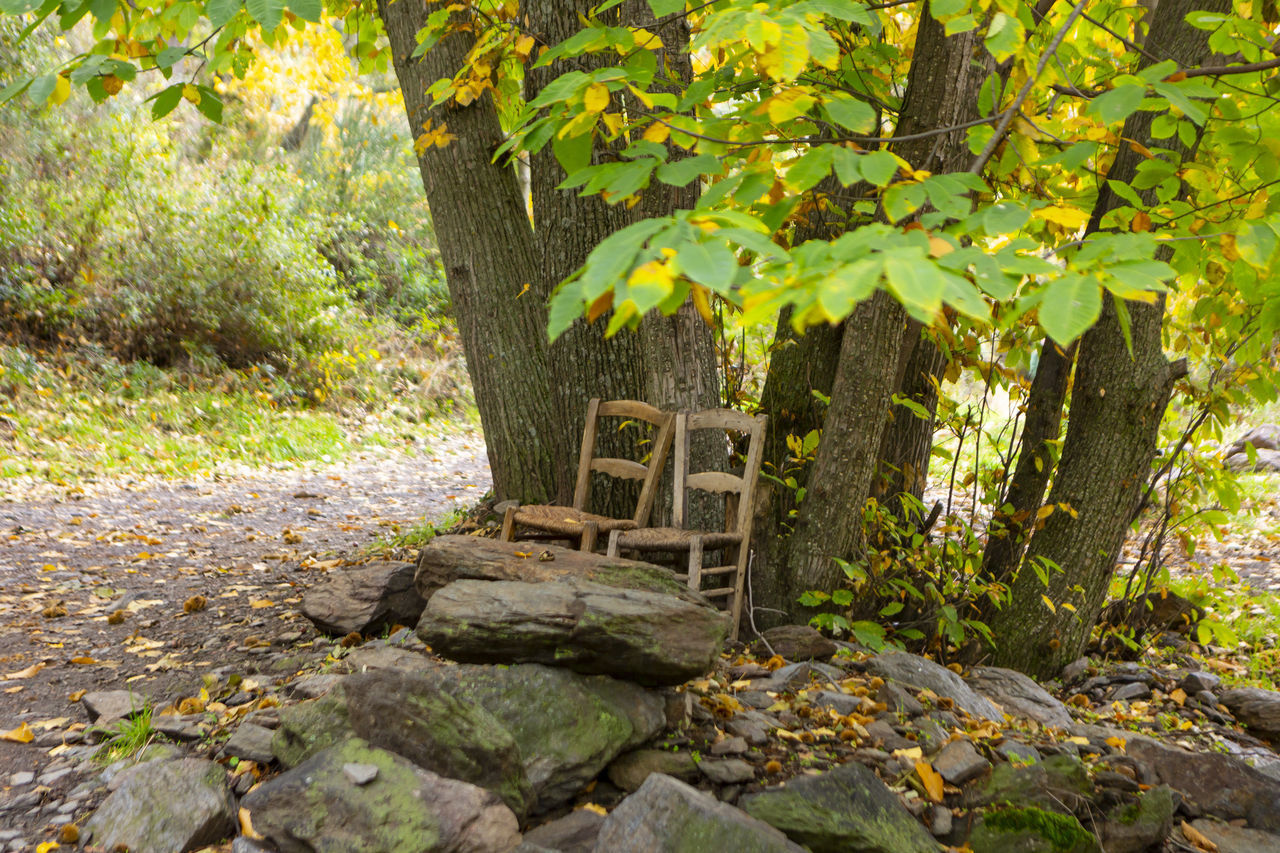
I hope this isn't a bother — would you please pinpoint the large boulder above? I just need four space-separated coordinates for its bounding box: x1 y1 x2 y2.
1219 686 1280 739
866 652 1002 722
272 693 356 768
1187 819 1280 853
751 625 837 662
594 774 806 853
965 666 1073 728
966 754 1093 814
302 560 425 636
417 578 727 686
342 668 532 815
242 738 520 853
740 762 937 853
85 758 236 853
428 663 665 811
1127 736 1280 831
415 536 701 602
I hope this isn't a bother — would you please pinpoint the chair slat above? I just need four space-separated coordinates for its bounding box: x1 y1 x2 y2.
686 471 742 495
591 458 649 480
597 399 667 424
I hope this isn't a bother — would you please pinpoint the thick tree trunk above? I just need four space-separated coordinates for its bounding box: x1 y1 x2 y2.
751 7 989 625
525 0 648 511
378 0 567 504
872 326 945 510
987 0 1225 677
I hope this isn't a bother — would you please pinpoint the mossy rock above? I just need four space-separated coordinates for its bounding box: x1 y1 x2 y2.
968 754 1093 813
969 806 1101 853
271 693 354 768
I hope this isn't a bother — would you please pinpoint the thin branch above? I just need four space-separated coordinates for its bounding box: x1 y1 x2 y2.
969 0 1091 175
1181 56 1280 78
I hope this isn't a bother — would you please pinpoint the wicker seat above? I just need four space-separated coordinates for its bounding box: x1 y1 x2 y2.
607 408 767 639
499 398 674 552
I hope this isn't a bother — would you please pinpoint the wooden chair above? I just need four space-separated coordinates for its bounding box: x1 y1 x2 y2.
499 398 675 551
606 408 767 639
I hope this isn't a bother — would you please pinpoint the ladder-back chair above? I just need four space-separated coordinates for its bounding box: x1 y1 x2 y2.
606 408 767 638
500 398 675 551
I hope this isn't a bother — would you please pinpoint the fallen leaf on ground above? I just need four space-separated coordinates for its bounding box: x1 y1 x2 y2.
106 610 126 624
4 662 45 679
1181 820 1218 852
916 761 945 803
42 602 67 619
69 656 96 665
1 722 34 743
249 599 274 608
184 595 207 613
68 689 86 702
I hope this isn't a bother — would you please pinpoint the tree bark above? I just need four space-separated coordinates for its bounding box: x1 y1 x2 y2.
987 0 1227 677
378 0 566 505
751 6 989 624
978 339 1076 588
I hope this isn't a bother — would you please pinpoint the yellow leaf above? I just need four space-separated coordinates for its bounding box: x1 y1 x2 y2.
69 656 96 665
578 803 608 816
916 761 945 802
1181 820 1219 852
690 284 714 326
514 34 536 57
250 600 275 609
1170 688 1187 706
892 746 923 760
36 843 60 853
583 83 610 114
927 235 954 258
1040 594 1056 614
1 722 34 743
1105 735 1127 751
182 84 200 105
1036 504 1055 520
642 122 670 144
1032 205 1090 229
4 662 45 680
50 75 70 105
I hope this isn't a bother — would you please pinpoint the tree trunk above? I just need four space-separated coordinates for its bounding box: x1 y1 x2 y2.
979 340 1076 587
987 0 1226 677
525 0 648 511
751 6 989 625
378 0 567 504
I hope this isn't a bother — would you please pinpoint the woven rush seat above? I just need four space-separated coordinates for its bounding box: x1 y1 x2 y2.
612 526 741 552
512 505 639 536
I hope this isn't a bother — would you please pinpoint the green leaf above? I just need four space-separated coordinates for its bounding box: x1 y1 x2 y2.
150 83 184 119
984 12 1020 60
553 130 593 176
656 153 719 188
648 0 683 14
193 85 223 122
288 0 320 23
818 258 880 320
883 181 925 222
246 0 283 31
674 241 738 293
945 14 976 34
26 73 57 105
860 149 900 187
1038 273 1101 344
0 0 41 13
884 252 945 321
0 74 34 106
155 46 187 69
831 147 861 185
823 96 874 133
206 0 241 27
1089 84 1146 125
982 202 1029 234
786 147 833 192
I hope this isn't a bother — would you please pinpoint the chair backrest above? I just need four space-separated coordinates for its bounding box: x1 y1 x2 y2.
573 398 676 526
672 408 768 535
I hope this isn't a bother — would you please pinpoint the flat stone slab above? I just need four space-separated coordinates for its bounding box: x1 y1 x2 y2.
866 653 1002 722
301 560 424 636
417 577 727 686
82 690 149 726
85 758 236 853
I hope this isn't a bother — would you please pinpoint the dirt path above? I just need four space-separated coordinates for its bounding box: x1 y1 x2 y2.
0 429 490 827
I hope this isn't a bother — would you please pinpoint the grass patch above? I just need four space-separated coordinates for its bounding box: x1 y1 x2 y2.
0 345 472 484
92 703 157 765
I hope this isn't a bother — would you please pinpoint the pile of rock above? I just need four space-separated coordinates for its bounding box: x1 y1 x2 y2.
63 535 1280 852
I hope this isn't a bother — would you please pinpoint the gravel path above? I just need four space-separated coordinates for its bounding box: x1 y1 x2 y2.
0 430 489 839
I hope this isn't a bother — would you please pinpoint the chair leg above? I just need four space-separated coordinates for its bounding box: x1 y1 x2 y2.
606 529 622 558
580 521 599 552
499 504 519 542
728 543 748 642
687 536 703 592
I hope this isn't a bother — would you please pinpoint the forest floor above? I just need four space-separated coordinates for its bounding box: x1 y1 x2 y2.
0 427 490 784
1 421 1278 840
